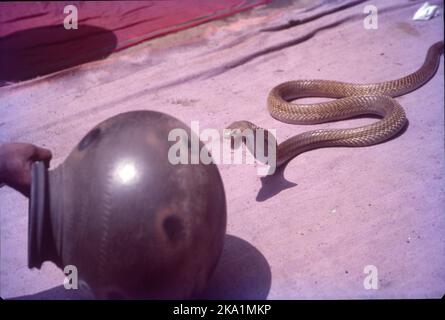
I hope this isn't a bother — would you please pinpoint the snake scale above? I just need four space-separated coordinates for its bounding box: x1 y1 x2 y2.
225 41 444 169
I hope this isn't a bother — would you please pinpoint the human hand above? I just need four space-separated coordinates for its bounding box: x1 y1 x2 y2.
0 143 52 197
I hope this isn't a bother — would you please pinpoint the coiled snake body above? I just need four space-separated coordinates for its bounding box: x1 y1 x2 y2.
225 41 444 169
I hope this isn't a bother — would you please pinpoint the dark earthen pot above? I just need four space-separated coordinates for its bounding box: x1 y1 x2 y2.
29 110 227 299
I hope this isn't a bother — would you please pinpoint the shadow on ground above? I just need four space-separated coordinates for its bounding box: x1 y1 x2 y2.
200 234 271 300
12 235 271 300
255 120 409 202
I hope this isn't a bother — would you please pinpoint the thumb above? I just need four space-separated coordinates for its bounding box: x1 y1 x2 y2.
32 147 52 162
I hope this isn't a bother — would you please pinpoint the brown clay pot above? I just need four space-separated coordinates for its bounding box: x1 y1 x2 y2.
28 110 227 299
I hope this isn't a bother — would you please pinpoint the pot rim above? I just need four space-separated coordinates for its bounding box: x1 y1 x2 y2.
28 161 48 269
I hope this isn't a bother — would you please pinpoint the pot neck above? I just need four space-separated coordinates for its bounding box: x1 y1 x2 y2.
28 161 63 269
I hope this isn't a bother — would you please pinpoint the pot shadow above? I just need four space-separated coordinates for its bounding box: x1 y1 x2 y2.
11 235 271 300
199 234 271 300
0 24 117 84
11 284 94 300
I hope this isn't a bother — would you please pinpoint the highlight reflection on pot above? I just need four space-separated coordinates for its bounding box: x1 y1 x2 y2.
115 161 138 184
28 110 227 299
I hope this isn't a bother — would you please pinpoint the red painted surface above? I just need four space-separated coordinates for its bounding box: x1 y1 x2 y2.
0 1 270 50
0 1 270 83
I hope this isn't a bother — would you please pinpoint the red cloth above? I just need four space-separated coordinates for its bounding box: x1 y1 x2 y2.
0 1 270 51
0 1 269 83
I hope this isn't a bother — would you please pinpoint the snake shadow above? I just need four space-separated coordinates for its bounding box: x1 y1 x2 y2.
256 163 297 202
10 235 271 300
255 119 409 202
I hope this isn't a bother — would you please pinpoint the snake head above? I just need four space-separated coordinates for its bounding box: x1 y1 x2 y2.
224 121 253 149
223 129 242 150
223 127 242 139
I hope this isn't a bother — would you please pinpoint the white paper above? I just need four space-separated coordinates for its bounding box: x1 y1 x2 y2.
413 2 440 21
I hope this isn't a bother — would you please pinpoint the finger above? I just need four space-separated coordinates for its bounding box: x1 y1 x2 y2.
15 183 30 198
6 172 31 198
17 180 31 198
32 147 52 161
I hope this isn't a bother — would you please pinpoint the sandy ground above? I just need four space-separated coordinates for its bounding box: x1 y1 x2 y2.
0 0 444 299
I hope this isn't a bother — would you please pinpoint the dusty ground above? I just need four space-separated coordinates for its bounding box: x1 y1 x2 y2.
1 0 444 299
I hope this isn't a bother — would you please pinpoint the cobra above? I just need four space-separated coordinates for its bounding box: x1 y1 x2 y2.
225 41 444 169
